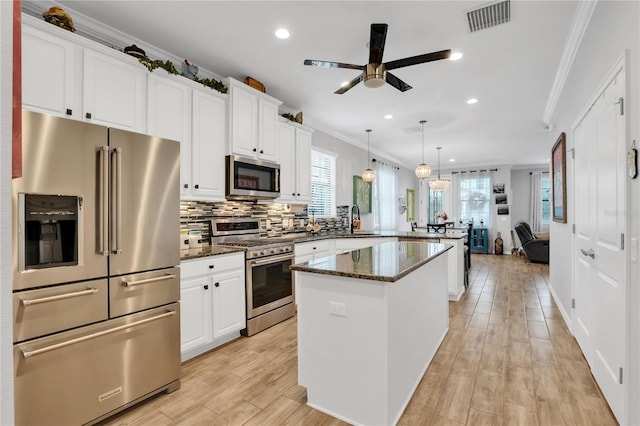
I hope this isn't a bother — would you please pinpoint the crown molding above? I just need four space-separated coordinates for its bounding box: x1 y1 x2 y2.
542 0 598 125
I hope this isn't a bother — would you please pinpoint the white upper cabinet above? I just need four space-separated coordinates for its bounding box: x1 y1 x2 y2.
22 23 81 119
22 15 147 133
225 77 282 163
191 89 226 201
278 120 313 204
147 73 192 197
82 48 147 132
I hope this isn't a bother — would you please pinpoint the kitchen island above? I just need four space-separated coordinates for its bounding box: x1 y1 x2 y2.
291 241 450 426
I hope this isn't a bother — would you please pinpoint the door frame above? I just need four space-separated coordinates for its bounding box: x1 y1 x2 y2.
570 51 630 424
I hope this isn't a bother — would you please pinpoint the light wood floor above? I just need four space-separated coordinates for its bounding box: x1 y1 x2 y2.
100 254 617 426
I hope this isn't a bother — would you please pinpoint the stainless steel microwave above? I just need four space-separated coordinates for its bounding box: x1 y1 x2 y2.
225 155 280 200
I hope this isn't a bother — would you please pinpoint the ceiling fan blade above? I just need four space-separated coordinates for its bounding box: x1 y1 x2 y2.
304 59 363 70
334 74 364 94
385 72 412 92
384 49 452 71
368 23 388 65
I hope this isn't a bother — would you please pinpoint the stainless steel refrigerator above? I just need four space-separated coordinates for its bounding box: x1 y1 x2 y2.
12 110 181 425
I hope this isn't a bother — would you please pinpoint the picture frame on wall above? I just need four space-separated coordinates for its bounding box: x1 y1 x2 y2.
353 175 372 213
552 132 567 223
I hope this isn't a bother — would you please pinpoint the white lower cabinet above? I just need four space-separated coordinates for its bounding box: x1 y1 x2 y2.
180 252 246 361
294 240 336 264
335 237 397 254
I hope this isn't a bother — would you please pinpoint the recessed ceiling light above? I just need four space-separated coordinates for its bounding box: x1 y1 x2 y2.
275 28 290 39
384 114 393 119
466 98 478 104
450 52 463 61
449 158 456 162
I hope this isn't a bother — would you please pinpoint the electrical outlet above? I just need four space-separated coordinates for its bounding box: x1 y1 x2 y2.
328 301 347 317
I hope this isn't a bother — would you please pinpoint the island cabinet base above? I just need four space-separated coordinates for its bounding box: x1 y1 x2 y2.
296 253 449 426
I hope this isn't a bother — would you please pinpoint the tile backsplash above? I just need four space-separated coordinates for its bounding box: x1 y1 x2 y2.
181 201 350 241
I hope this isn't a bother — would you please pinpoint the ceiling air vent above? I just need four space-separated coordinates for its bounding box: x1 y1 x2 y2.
467 0 511 33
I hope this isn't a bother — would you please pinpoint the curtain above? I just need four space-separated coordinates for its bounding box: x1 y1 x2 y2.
372 161 398 231
530 171 543 232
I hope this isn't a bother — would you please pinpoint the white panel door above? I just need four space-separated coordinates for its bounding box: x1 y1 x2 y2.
191 89 226 201
230 86 258 157
180 274 212 355
212 268 246 338
573 65 626 423
147 74 191 197
257 99 280 162
83 49 147 132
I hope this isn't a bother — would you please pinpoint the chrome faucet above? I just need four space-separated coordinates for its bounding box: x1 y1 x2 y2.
351 204 360 233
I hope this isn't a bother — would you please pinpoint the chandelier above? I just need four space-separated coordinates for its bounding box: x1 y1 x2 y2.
414 120 432 179
428 147 450 192
362 129 376 183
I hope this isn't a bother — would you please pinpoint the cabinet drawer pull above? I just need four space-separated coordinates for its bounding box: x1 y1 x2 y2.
65 108 72 116
194 184 199 189
204 285 209 290
85 112 92 119
21 287 99 306
215 282 220 288
260 150 263 154
21 310 176 358
209 265 214 269
252 148 257 152
184 183 189 189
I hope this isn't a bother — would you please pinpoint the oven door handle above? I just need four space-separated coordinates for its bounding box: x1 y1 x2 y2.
249 254 294 267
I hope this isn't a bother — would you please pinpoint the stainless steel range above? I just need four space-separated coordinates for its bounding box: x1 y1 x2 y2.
211 218 295 336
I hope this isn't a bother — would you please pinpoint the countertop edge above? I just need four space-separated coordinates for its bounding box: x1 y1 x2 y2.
290 242 452 283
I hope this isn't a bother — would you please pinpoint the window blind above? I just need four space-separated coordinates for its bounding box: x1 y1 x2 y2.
309 149 336 217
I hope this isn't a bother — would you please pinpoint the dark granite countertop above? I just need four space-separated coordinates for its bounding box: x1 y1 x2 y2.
290 241 451 282
180 245 246 261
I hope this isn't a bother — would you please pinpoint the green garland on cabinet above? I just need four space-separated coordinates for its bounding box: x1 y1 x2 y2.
137 56 228 94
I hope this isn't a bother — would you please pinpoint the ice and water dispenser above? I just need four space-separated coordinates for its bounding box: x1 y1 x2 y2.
20 194 79 269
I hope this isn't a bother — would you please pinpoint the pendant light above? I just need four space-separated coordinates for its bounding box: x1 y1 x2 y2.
415 120 432 179
362 129 376 183
428 147 450 192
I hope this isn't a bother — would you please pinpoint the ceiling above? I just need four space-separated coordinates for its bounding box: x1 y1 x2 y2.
50 0 578 171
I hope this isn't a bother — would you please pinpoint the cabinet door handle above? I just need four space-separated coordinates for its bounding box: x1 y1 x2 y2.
65 108 72 116
85 112 92 119
260 150 264 154
209 265 214 269
183 184 189 189
214 282 220 288
292 193 296 196
252 148 257 152
194 184 199 189
297 193 300 196
204 285 209 290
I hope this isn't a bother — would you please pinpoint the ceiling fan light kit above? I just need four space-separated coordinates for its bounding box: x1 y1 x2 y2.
304 23 451 94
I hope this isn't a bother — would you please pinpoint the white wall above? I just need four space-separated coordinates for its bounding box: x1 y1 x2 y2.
312 130 417 231
0 1 14 423
548 2 640 423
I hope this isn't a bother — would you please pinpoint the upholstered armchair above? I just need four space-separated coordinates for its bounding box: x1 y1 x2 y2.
514 221 549 264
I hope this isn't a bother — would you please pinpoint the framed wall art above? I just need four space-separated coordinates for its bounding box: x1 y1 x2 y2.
353 175 372 213
406 189 415 221
552 132 567 223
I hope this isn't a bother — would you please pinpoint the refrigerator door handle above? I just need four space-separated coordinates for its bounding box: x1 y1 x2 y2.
111 147 123 254
98 146 109 256
21 309 176 358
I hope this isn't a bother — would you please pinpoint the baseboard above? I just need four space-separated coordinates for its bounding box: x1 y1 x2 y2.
548 283 573 331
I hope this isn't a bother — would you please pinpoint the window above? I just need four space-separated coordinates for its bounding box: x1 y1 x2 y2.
372 162 398 231
540 176 551 224
428 188 445 223
459 175 491 226
309 149 336 217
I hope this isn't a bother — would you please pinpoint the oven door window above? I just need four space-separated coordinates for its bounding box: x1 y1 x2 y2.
250 258 293 308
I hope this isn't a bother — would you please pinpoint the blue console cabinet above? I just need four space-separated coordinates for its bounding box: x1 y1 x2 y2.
470 227 489 254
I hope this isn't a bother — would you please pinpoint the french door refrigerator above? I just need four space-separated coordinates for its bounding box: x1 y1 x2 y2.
12 110 181 425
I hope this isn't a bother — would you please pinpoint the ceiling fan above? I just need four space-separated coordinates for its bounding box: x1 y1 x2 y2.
304 23 451 94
